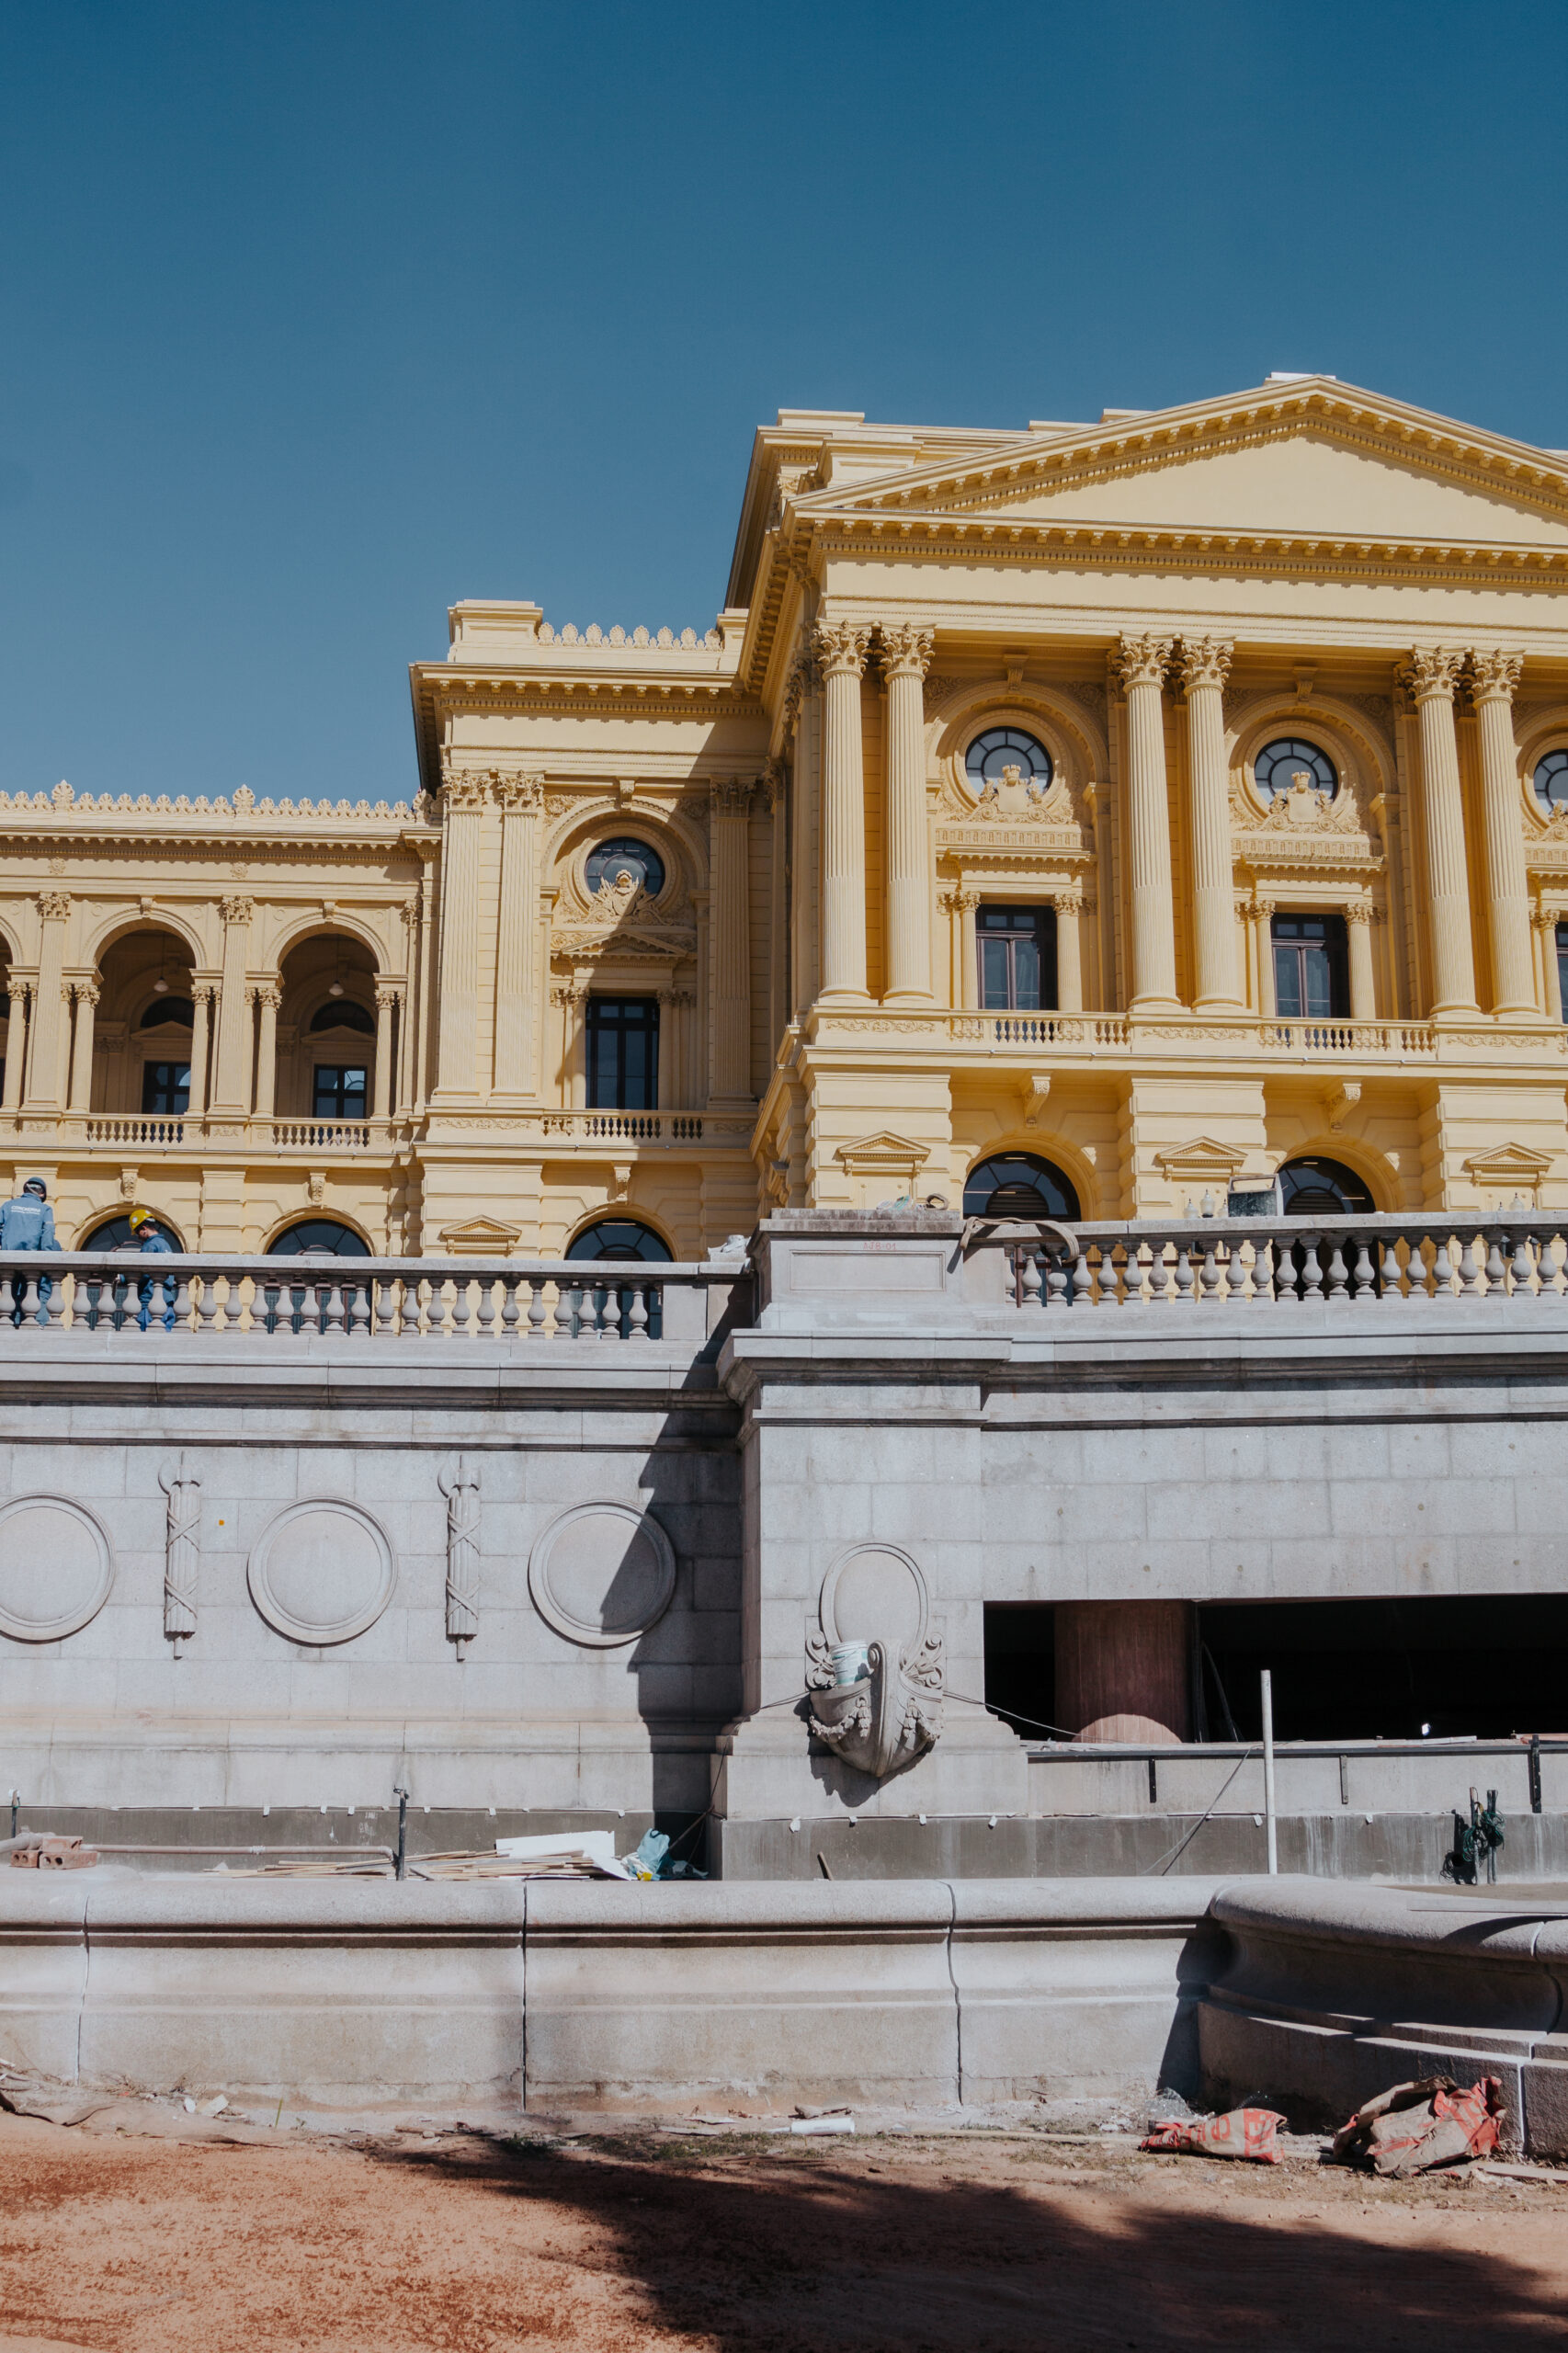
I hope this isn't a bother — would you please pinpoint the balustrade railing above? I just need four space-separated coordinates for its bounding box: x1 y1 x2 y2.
991 1214 1568 1308
0 1251 745 1344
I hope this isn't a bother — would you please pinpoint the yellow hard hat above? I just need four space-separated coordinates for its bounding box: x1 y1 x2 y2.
129 1208 150 1227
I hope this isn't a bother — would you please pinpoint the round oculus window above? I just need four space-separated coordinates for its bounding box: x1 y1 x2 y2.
1254 738 1337 802
965 728 1052 791
585 837 665 901
1534 749 1568 812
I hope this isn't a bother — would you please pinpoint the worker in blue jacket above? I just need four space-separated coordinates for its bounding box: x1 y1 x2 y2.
0 1178 60 1322
131 1208 177 1330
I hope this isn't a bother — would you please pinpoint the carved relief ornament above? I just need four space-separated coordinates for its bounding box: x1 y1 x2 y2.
1178 636 1233 694
1116 633 1175 691
1402 646 1464 702
812 620 872 678
878 624 935 679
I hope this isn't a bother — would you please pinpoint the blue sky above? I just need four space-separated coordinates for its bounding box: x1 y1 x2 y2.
3 1 1565 803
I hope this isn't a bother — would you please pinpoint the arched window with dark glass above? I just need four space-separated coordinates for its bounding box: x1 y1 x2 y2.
585 837 665 902
1254 738 1337 803
309 998 375 1035
962 1152 1081 1220
1533 749 1568 813
977 904 1057 1010
1272 913 1348 1019
81 1211 187 1252
565 1217 673 1337
965 728 1052 793
137 995 195 1029
267 1219 371 1257
1278 1157 1375 1216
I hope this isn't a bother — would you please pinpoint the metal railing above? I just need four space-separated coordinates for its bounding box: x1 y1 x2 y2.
988 1213 1568 1306
0 1250 746 1343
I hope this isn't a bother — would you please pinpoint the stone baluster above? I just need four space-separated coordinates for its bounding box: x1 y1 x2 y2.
1380 1234 1404 1300
1456 1234 1482 1296
1351 1236 1378 1299
1484 1233 1507 1295
1250 1238 1275 1303
527 1278 548 1338
1510 1230 1537 1295
628 1281 650 1340
373 1276 396 1337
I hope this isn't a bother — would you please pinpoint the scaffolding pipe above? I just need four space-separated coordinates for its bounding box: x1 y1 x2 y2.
1260 1669 1278 1874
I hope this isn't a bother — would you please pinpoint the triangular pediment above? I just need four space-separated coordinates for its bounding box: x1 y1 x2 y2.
834 1130 931 1174
794 380 1568 554
437 1213 524 1257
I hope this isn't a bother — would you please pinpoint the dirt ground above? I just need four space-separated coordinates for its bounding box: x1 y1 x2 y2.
1 2109 1566 2353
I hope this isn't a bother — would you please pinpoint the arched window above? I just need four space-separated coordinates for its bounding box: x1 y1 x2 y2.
138 996 195 1029
965 728 1052 792
308 999 375 1035
962 1152 1081 1220
267 1219 371 1258
565 1218 674 1263
1278 1156 1375 1216
585 837 665 901
1254 738 1337 803
1534 748 1568 812
80 1211 187 1252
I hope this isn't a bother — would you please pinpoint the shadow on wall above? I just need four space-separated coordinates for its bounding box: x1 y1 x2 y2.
357 2135 1567 2352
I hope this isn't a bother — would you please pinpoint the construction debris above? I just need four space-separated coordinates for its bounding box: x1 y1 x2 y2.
6 1834 98 1870
1332 2075 1504 2177
1141 2107 1285 2163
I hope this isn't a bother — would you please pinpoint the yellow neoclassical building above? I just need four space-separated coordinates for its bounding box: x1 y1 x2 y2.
8 372 1568 1256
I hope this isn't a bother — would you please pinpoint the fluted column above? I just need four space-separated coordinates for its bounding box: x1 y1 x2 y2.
880 624 934 1001
372 983 398 1120
1178 637 1240 1007
493 772 541 1095
1256 898 1277 1018
1470 649 1534 1015
2 982 27 1112
187 983 213 1117
210 895 253 1113
813 622 871 1002
1346 904 1376 1021
251 983 279 1117
1406 648 1478 1016
1119 636 1179 1010
24 893 70 1108
433 770 489 1097
1536 907 1563 1024
1054 889 1084 1012
67 980 98 1111
709 779 754 1104
789 653 822 1017
765 758 789 1047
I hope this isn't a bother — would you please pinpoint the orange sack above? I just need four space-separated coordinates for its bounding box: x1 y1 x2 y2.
1141 2108 1285 2164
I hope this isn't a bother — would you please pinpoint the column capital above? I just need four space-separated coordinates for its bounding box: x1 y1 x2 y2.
72 977 100 1005
442 769 492 812
1116 632 1175 691
1177 635 1233 694
878 623 935 680
248 981 282 1009
1532 904 1560 933
1344 900 1373 926
36 892 71 924
6 977 27 1003
193 979 217 1006
493 770 544 812
220 893 254 927
709 777 756 817
1469 648 1525 704
812 620 872 679
550 978 587 1006
938 887 980 914
374 981 403 1011
761 756 787 811
1402 646 1464 703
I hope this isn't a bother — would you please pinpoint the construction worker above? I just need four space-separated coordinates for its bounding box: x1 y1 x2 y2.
130 1207 177 1331
0 1177 60 1323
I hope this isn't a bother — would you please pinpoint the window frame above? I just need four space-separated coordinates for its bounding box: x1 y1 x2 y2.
1270 911 1350 1021
976 904 1057 1012
312 1063 369 1122
141 1059 192 1116
585 995 661 1111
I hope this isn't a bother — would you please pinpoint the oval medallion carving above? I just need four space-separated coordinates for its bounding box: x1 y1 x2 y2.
0 1496 114 1643
528 1503 676 1649
248 1500 396 1645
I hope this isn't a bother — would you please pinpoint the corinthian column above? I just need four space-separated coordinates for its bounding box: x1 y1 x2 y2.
813 621 872 1002
493 772 541 1095
372 983 398 1120
1470 649 1534 1015
433 769 489 1097
1346 904 1376 1021
210 895 254 1113
251 983 279 1118
1178 637 1240 1008
1119 636 1179 1010
67 980 98 1112
1406 648 1478 1016
2 982 27 1112
788 651 822 1017
24 894 70 1108
880 624 934 1001
187 983 213 1118
709 779 755 1104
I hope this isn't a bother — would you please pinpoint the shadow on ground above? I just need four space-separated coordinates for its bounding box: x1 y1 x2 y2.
364 2133 1566 2352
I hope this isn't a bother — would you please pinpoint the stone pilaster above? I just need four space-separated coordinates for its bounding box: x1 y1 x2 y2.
250 983 280 1118
2 981 27 1112
1405 648 1478 1016
67 979 98 1113
24 894 70 1109
493 772 541 1097
880 624 935 1001
372 983 399 1120
432 770 489 1098
1118 636 1179 1011
1178 636 1240 1008
1470 649 1535 1016
709 778 755 1106
211 895 254 1114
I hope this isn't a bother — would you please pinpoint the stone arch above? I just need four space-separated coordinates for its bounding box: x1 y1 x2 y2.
1226 695 1393 831
960 1142 1086 1221
562 1209 676 1261
930 682 1106 824
84 906 208 974
262 1210 375 1256
1267 1136 1397 1213
265 910 389 973
543 798 708 913
1516 702 1568 837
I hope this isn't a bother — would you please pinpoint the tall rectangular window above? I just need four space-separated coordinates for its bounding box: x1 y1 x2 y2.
977 905 1056 1011
1272 913 1348 1020
586 996 659 1110
141 1060 190 1115
312 1063 368 1120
